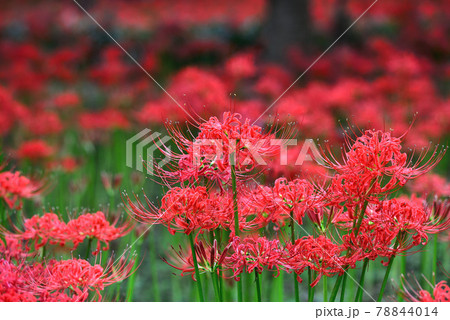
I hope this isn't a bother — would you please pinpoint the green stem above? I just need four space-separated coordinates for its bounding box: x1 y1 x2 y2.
85 238 92 259
308 267 315 302
340 272 348 302
0 200 6 226
329 274 343 302
272 272 284 302
377 235 401 302
355 258 369 302
432 234 438 284
150 233 161 301
217 229 225 301
189 233 204 302
255 271 262 302
290 214 300 302
398 255 406 302
126 238 143 302
323 276 328 302
212 271 221 302
353 201 369 237
231 159 243 302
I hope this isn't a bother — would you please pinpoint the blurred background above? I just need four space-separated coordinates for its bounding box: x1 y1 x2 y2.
0 0 449 301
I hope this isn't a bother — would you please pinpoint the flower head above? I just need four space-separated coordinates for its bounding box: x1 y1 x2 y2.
0 171 43 209
225 236 286 280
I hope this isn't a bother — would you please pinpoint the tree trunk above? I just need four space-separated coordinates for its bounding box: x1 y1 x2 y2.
261 0 312 64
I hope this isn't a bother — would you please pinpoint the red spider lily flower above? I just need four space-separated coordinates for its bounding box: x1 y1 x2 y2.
407 173 450 198
1 213 68 250
338 197 450 264
16 140 54 162
242 178 315 228
2 211 131 255
1 256 135 302
126 186 257 235
320 129 445 207
401 277 450 302
0 171 43 209
126 186 209 235
272 177 315 225
225 52 257 80
0 235 32 261
42 259 117 300
242 185 290 227
52 91 80 109
67 211 133 255
371 197 450 248
163 239 230 280
0 259 38 302
78 108 130 131
155 112 282 186
225 236 286 280
285 235 345 286
0 86 29 136
0 286 37 302
24 111 63 136
166 67 229 117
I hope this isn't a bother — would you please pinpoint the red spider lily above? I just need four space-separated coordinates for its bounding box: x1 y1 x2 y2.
272 177 315 225
67 211 133 255
2 211 131 254
242 178 316 228
16 140 54 162
42 257 134 301
78 108 130 131
1 213 68 250
0 235 34 261
154 112 282 186
166 67 229 118
285 235 345 286
320 129 445 207
225 236 286 280
0 170 43 209
0 86 29 136
225 52 257 80
0 259 38 302
163 239 230 280
0 256 134 302
400 277 450 302
52 91 80 109
126 186 257 235
370 197 450 249
24 111 63 136
408 173 450 198
242 185 290 227
338 197 450 264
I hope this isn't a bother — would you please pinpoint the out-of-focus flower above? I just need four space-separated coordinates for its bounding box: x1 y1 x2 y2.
52 91 80 109
16 140 54 162
0 171 43 209
408 173 450 198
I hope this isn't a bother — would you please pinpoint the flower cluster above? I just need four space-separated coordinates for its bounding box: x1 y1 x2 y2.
128 112 448 303
0 257 134 302
0 170 43 209
2 211 132 255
